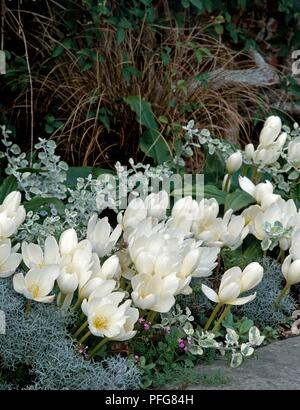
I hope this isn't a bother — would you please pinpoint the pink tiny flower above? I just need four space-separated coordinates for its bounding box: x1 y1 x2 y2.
138 317 145 324
143 322 150 331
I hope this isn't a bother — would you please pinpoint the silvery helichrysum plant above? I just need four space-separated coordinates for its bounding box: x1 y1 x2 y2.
183 323 264 368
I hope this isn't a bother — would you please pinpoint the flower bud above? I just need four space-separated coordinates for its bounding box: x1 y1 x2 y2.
259 116 282 147
244 144 255 161
226 151 243 174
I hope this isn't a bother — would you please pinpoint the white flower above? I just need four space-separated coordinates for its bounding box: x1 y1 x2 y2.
87 214 122 257
0 239 22 278
117 198 147 230
288 137 300 167
59 228 78 256
252 197 298 249
192 200 247 249
290 229 300 260
22 236 60 269
58 246 93 293
219 210 248 250
171 196 199 223
244 143 255 161
0 191 26 238
259 115 282 147
144 191 169 219
82 289 132 338
201 266 257 306
239 176 273 203
282 255 300 285
131 273 179 312
13 268 60 303
226 151 243 174
111 305 139 341
240 262 264 292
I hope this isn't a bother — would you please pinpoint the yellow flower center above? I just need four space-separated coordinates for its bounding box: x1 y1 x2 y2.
93 315 108 331
28 284 40 299
37 262 45 269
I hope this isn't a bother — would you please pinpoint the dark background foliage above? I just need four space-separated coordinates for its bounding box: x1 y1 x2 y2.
0 0 299 168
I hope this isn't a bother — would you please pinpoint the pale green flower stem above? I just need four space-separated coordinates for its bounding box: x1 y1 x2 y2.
73 320 88 338
25 300 32 317
275 282 291 307
73 296 83 311
78 330 91 344
276 249 285 263
204 303 223 331
88 337 109 359
212 305 231 332
252 168 261 184
147 310 157 323
223 174 231 193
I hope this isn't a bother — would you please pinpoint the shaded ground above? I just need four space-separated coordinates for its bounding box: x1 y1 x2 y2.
190 337 300 390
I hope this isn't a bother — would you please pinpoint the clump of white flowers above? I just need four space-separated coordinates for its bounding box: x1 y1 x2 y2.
3 113 300 368
184 116 300 193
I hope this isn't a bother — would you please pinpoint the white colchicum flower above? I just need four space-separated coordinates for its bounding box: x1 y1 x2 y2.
87 214 122 257
192 198 248 249
144 191 169 219
226 151 243 174
288 137 300 168
258 115 282 147
282 255 300 286
290 229 300 260
117 198 147 230
13 268 60 303
58 245 93 293
252 197 298 250
239 176 280 211
22 236 60 270
171 196 199 223
243 116 286 166
82 288 138 339
0 191 26 238
201 264 262 306
131 273 179 312
0 239 22 278
244 143 255 161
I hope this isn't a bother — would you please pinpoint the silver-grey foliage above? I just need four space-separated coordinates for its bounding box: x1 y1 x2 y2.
239 257 296 327
0 279 140 390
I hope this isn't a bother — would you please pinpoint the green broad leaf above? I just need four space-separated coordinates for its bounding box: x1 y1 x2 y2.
124 95 171 164
0 176 19 203
224 189 255 212
66 166 115 189
204 185 226 204
52 45 64 58
24 197 65 215
230 352 243 368
239 319 254 335
190 0 204 11
240 343 254 357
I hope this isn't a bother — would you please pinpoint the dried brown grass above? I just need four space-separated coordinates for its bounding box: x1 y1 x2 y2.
8 15 274 170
